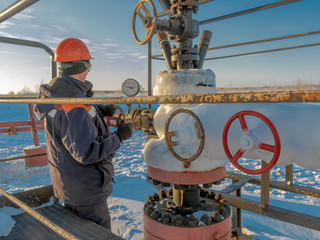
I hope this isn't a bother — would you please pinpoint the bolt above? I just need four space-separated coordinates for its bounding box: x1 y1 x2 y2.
200 188 208 197
219 206 228 218
162 212 171 224
215 193 222 202
193 6 199 14
200 214 211 225
213 180 222 185
189 215 198 227
152 179 160 185
203 183 212 188
208 191 215 199
150 209 160 221
160 182 170 188
184 162 190 168
200 200 206 208
145 205 154 215
175 214 183 226
152 193 159 201
211 211 223 222
159 190 167 199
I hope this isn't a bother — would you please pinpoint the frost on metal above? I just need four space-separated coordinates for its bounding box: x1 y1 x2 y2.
145 69 320 172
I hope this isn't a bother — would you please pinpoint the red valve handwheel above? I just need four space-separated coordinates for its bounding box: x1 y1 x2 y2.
222 110 281 175
132 0 157 45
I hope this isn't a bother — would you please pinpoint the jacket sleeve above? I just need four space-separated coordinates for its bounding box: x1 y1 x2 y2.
60 107 121 164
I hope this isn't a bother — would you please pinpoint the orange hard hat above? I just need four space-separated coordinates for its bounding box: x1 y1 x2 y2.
54 38 92 62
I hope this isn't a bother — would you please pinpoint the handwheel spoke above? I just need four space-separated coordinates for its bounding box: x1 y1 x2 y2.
238 114 248 132
232 149 245 162
137 10 144 20
141 4 149 15
258 142 276 152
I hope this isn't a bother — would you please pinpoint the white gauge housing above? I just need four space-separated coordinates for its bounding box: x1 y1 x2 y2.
122 78 140 97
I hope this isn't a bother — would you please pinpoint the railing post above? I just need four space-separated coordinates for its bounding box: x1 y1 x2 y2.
232 179 242 231
147 39 152 109
27 103 39 146
261 161 270 208
286 164 293 186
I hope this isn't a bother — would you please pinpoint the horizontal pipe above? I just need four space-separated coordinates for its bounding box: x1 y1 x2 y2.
0 0 39 23
0 187 80 240
199 0 303 25
0 36 57 79
0 120 43 128
152 30 320 58
0 126 44 134
206 42 320 61
1 90 320 104
220 192 320 231
0 36 54 57
0 153 47 163
208 30 320 51
226 172 320 199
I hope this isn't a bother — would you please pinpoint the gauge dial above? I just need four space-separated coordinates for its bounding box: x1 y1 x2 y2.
122 78 140 97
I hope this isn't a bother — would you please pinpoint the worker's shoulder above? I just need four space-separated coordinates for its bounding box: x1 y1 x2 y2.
61 104 92 114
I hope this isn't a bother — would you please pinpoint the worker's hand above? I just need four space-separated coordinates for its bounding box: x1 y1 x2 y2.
116 121 133 142
98 104 117 117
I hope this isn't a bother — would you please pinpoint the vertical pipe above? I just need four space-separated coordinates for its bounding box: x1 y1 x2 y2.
27 103 40 146
232 179 242 231
197 30 212 69
51 56 57 79
286 164 293 186
260 161 270 208
157 31 174 71
147 39 152 109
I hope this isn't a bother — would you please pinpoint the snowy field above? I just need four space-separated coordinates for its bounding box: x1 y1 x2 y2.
0 103 320 240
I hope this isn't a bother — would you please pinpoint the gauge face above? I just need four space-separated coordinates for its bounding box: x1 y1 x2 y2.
122 78 140 97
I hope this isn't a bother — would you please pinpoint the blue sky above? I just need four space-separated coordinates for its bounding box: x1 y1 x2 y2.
0 0 319 94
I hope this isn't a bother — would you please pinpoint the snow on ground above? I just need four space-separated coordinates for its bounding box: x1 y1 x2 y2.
1 103 320 239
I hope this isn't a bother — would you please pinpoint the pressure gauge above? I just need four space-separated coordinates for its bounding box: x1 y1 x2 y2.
122 78 140 97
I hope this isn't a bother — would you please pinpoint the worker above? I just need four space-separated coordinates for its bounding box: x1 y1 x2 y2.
34 38 133 230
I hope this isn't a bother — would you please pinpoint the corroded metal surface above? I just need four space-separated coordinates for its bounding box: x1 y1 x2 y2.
1 90 320 104
164 109 205 165
147 165 226 185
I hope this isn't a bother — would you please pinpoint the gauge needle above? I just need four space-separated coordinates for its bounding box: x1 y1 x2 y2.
125 86 134 89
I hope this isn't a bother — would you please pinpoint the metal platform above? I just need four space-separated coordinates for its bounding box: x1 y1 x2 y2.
1 203 124 240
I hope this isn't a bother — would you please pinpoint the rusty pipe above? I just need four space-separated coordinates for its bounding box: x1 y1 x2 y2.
157 31 174 70
1 90 320 105
197 30 212 69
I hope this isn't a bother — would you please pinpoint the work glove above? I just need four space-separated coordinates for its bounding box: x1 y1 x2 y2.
98 104 117 117
116 121 133 142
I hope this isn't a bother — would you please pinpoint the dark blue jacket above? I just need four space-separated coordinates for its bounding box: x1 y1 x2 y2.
34 74 121 205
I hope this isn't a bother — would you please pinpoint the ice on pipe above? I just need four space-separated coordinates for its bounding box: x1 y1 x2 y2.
144 69 320 172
